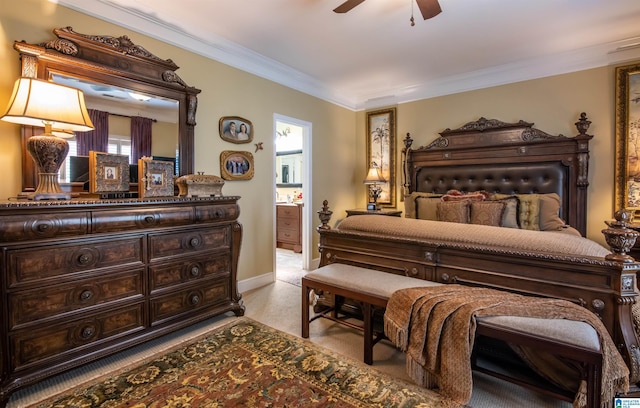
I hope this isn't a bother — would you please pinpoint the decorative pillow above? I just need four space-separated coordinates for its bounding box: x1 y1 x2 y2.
441 189 489 202
404 192 442 219
470 201 506 226
437 200 470 224
415 196 441 220
513 194 541 231
488 194 521 228
539 193 566 231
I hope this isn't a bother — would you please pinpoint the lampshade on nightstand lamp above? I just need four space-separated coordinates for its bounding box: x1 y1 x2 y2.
1 77 94 200
363 164 386 210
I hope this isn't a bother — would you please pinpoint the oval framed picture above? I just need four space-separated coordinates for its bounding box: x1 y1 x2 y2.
219 116 253 144
220 150 254 180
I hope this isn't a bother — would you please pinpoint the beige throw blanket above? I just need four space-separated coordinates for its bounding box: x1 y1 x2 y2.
384 285 629 408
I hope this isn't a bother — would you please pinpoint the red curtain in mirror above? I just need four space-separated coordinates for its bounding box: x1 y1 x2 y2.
77 109 109 156
131 116 153 164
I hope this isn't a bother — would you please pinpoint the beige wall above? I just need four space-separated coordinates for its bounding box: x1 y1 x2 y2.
0 1 624 279
0 0 357 282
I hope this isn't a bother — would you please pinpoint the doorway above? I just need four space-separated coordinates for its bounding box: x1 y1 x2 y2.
274 114 312 281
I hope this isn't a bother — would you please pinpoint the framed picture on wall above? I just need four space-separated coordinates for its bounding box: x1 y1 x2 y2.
614 61 640 217
366 107 396 208
89 151 130 193
219 116 253 144
220 150 254 180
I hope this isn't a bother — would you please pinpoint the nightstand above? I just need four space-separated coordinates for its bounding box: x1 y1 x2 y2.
345 208 402 217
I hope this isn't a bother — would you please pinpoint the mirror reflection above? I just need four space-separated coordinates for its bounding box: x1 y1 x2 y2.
276 150 303 187
52 74 179 184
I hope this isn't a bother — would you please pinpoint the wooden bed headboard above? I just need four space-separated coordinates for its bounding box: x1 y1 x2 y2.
402 114 593 236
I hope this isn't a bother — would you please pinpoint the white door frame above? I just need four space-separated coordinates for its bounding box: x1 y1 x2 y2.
274 114 312 271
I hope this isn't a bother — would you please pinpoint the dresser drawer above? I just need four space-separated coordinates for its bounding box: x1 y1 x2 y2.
148 226 230 260
6 237 144 288
8 268 145 329
11 302 145 372
277 227 299 244
277 217 300 231
0 212 88 242
150 280 230 325
277 205 300 219
195 204 239 223
92 207 195 233
149 254 230 293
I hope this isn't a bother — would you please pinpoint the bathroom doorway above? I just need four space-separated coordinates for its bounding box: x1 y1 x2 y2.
274 114 312 282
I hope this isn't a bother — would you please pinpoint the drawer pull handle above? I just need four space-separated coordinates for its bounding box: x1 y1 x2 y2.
190 294 201 305
80 290 94 301
81 326 95 339
144 215 155 224
78 253 92 265
189 237 201 247
215 209 224 218
190 266 200 277
37 223 50 232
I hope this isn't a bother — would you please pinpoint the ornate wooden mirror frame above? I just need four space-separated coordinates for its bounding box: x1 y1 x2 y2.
13 26 201 195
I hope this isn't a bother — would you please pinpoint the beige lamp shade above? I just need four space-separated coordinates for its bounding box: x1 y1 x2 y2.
363 166 386 184
0 77 94 200
1 77 94 131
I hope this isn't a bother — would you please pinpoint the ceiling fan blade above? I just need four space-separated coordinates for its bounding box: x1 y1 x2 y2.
333 0 366 13
416 0 442 20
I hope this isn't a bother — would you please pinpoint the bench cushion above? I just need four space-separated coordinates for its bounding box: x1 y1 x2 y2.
305 264 442 299
477 315 600 351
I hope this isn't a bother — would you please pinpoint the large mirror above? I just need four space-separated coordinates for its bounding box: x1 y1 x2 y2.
276 150 303 187
13 27 201 194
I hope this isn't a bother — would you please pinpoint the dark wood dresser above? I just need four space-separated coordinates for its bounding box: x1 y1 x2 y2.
0 196 244 404
276 203 303 253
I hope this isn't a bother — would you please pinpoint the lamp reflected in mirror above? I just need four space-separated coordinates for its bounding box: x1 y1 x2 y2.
363 162 386 210
1 77 94 200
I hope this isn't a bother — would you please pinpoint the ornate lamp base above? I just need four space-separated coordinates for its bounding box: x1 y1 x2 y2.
27 135 71 201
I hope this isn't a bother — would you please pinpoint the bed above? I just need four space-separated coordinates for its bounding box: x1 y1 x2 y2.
316 113 640 390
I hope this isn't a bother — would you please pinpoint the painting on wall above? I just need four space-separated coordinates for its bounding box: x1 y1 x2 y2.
366 107 396 208
220 150 254 181
219 116 253 144
615 62 640 218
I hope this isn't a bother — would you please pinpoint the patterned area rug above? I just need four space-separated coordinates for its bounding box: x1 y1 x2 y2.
28 318 462 408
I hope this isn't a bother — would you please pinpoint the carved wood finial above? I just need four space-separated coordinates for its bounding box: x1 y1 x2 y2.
575 112 592 135
602 209 639 262
317 200 333 230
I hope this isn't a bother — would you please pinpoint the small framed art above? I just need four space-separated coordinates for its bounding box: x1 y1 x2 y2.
220 150 254 180
219 116 253 144
138 157 175 198
89 151 130 193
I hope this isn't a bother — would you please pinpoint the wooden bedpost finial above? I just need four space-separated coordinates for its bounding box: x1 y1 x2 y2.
317 200 333 230
602 209 639 262
575 112 591 136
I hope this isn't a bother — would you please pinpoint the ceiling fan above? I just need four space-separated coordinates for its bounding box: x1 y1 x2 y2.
333 0 442 21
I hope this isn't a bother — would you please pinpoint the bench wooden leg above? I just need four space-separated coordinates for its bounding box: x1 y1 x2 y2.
363 302 373 365
302 282 310 339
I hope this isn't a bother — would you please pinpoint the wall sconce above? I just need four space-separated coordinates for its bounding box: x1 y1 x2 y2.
1 77 94 200
363 164 386 210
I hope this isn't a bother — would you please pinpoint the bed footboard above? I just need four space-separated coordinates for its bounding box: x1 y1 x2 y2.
316 200 640 386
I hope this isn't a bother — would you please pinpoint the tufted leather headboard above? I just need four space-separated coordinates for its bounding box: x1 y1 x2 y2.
402 115 593 235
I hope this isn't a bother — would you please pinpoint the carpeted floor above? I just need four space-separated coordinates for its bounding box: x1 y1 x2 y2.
7 256 572 408
276 248 305 286
26 318 461 408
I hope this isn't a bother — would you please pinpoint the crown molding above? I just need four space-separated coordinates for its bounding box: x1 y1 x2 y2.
54 0 640 112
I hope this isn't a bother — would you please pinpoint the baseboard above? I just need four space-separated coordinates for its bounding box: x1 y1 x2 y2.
237 256 320 293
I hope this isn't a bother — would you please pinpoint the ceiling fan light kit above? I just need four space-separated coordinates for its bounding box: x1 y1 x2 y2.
334 0 442 25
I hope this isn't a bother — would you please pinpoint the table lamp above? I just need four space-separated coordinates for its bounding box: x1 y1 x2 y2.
1 77 94 200
363 163 386 210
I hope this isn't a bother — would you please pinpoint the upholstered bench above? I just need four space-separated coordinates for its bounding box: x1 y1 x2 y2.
301 263 603 408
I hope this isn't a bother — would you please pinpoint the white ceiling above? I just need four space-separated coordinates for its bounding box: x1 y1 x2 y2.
56 0 640 111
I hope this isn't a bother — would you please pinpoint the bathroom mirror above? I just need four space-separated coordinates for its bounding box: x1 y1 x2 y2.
13 27 201 194
276 150 303 187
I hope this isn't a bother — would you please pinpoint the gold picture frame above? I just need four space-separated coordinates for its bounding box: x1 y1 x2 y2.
614 62 640 217
219 116 253 144
138 157 175 198
89 151 130 193
366 107 396 208
220 150 254 180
